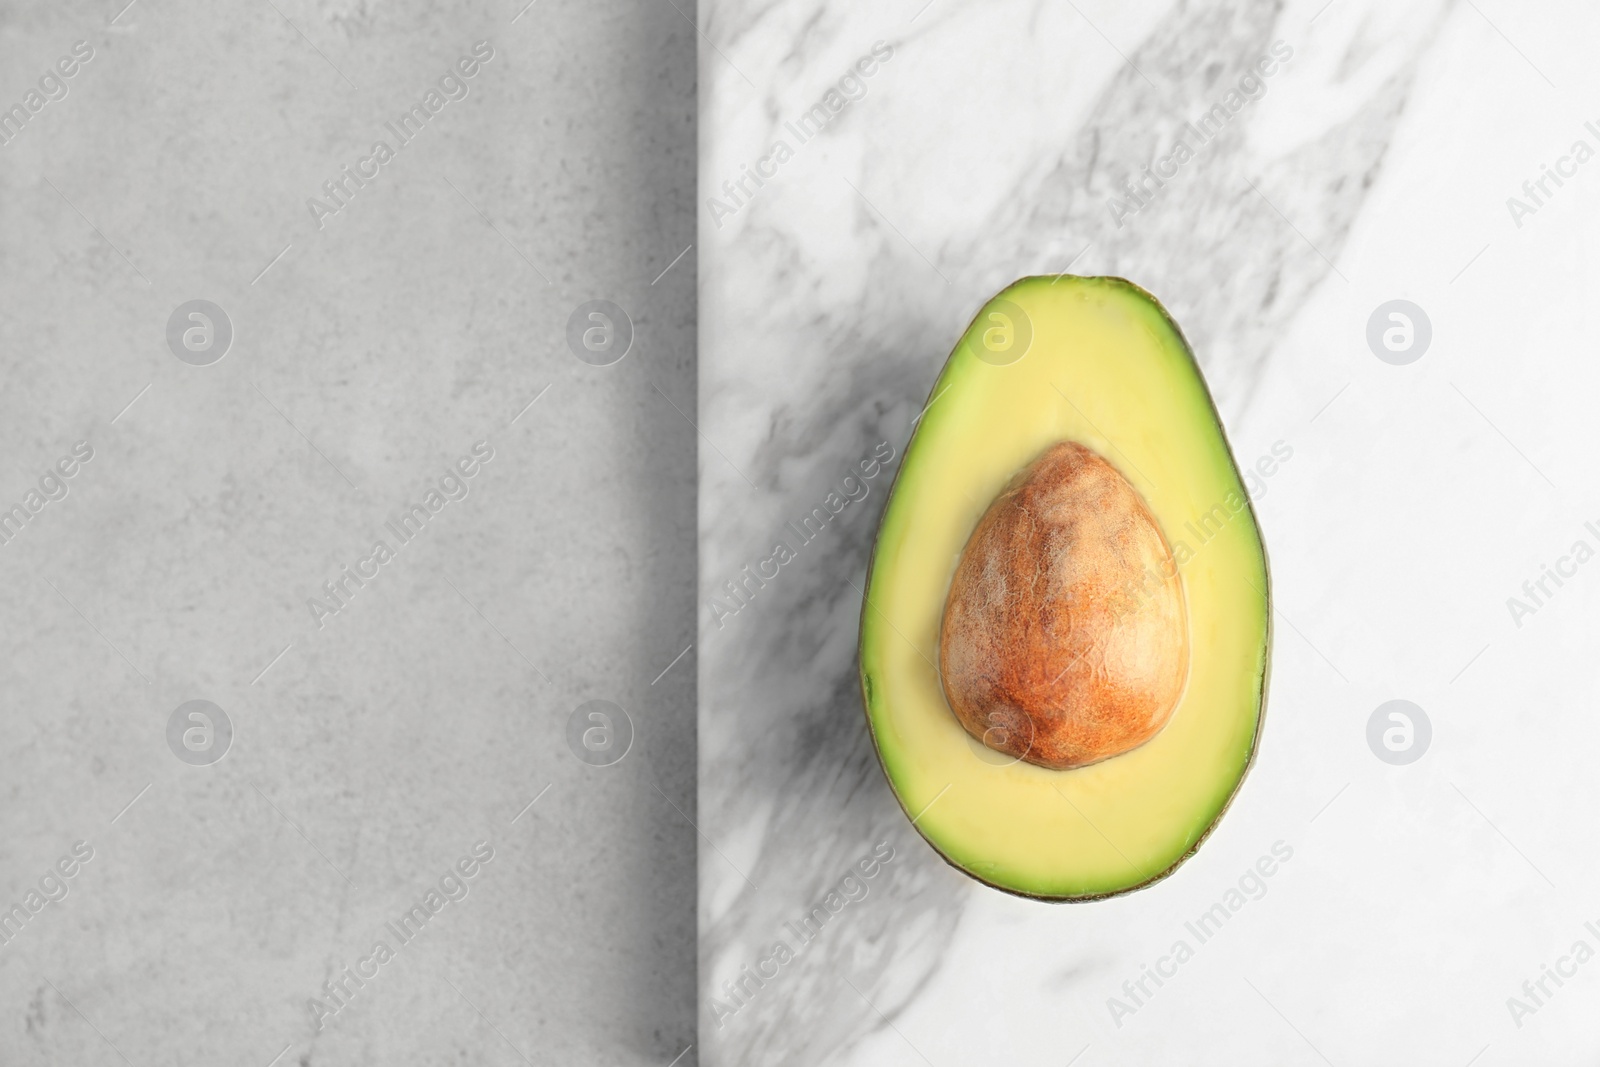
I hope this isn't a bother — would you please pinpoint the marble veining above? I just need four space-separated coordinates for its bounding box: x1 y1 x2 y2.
700 0 1592 1062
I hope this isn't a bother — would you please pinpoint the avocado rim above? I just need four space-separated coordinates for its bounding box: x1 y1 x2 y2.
855 274 1274 903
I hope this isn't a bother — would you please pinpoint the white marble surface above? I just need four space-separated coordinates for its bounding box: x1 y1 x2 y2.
699 0 1600 1062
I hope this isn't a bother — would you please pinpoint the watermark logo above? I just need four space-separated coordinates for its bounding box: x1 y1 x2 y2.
565 300 633 366
565 700 633 767
967 299 1031 366
1365 300 1430 365
166 300 233 366
1366 700 1429 765
968 707 1035 767
167 700 233 765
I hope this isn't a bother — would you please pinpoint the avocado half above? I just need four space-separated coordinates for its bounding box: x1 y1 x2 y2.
858 275 1271 902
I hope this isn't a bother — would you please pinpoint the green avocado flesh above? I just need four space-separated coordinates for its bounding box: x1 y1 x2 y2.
859 276 1271 901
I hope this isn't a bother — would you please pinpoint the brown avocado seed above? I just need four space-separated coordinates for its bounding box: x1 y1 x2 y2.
939 441 1190 770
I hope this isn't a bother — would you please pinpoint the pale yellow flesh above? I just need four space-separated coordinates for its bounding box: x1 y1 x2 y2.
861 276 1269 900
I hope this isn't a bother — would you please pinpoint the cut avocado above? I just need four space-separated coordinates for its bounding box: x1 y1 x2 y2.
859 276 1270 902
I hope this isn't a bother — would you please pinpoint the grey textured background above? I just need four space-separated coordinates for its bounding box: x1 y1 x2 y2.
0 1 697 1064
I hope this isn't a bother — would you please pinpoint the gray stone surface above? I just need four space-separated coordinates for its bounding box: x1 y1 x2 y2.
0 1 696 1064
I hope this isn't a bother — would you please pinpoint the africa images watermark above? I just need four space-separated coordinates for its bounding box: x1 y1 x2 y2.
307 839 496 1030
1505 118 1600 229
709 841 896 1029
1102 440 1292 623
0 840 95 952
956 438 1290 771
1106 840 1294 1028
0 441 96 550
306 40 497 231
703 440 897 630
707 41 895 229
1503 517 1600 630
0 39 95 148
1504 917 1600 1030
1107 39 1294 229
306 439 495 629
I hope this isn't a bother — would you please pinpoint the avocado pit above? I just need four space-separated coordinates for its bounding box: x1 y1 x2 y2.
939 441 1189 770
